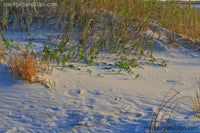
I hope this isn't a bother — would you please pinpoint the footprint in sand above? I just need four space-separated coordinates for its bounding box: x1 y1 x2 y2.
134 112 145 118
120 106 146 118
166 80 176 83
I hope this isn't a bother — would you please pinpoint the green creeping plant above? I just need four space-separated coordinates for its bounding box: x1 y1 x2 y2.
98 73 101 77
115 60 129 70
149 57 158 64
78 47 84 60
117 69 122 74
161 60 167 67
135 74 140 79
61 54 69 68
129 59 139 67
87 59 94 66
87 69 92 74
127 69 132 74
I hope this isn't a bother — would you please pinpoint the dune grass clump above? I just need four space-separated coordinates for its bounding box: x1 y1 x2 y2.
0 0 200 81
6 49 54 85
149 87 181 133
0 31 52 84
191 79 200 118
0 32 37 83
7 50 37 83
0 0 199 73
148 85 191 133
149 79 200 133
0 0 200 45
0 36 55 89
0 41 5 64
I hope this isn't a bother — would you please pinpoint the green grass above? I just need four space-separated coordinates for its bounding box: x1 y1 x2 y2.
0 0 199 74
1 0 199 41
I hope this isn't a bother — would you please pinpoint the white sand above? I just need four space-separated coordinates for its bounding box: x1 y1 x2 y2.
0 26 200 133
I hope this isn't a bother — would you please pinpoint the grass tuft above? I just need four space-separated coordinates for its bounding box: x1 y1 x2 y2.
191 78 200 118
149 86 185 133
7 50 37 83
0 41 5 64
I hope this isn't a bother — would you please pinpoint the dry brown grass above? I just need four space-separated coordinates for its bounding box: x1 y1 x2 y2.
6 49 53 82
5 49 55 90
149 80 200 133
149 86 188 133
0 42 5 64
191 79 200 118
1 0 199 45
7 50 37 83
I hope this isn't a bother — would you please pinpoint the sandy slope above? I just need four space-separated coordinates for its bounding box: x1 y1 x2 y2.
0 27 200 133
